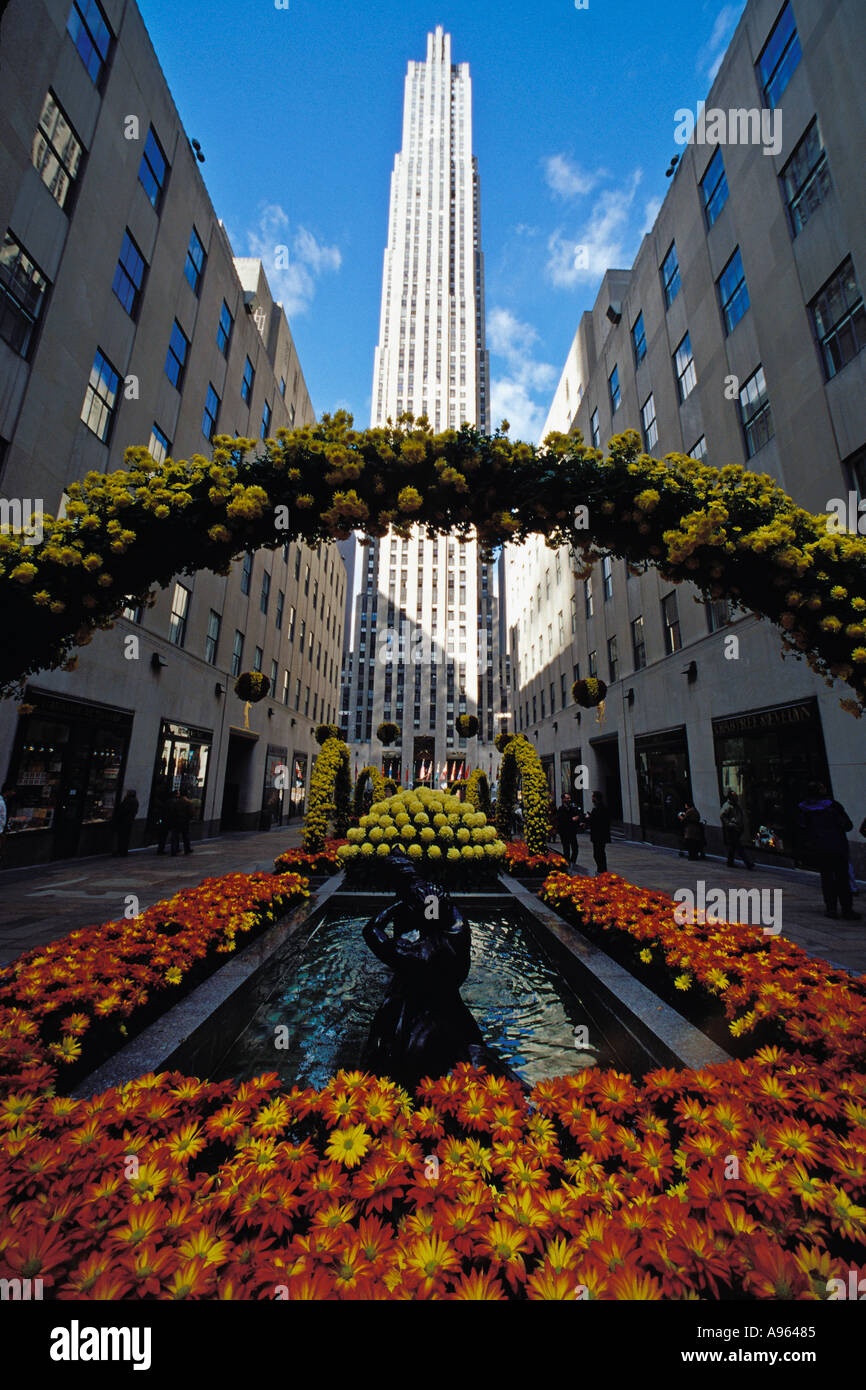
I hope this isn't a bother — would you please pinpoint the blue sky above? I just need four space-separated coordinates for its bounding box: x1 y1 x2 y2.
138 0 745 441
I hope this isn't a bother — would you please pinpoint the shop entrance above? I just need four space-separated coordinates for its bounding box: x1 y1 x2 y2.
591 736 623 821
220 731 256 832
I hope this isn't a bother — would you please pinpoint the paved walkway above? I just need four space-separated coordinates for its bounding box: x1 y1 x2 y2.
0 826 863 976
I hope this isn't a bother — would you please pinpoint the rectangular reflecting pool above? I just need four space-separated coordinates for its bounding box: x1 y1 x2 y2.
208 902 636 1091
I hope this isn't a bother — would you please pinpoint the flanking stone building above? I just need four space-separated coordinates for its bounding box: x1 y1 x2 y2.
508 0 866 870
0 0 345 864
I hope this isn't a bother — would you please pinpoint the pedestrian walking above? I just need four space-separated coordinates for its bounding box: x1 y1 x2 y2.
680 802 704 861
720 790 754 870
588 791 611 875
111 789 138 856
798 782 860 920
556 794 580 866
168 791 193 856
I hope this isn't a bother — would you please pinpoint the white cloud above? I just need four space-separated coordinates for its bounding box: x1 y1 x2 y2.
542 153 602 200
642 196 662 233
245 204 342 316
546 169 643 288
487 307 557 444
698 4 744 82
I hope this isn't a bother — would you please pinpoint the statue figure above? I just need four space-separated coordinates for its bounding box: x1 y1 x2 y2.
362 848 513 1091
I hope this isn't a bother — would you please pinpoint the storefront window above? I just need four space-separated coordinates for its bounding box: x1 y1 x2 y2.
262 746 288 826
289 754 307 817
560 751 584 810
713 700 829 860
150 721 212 827
8 716 69 833
635 729 692 836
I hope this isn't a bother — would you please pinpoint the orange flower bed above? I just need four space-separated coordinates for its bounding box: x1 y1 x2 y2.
0 872 308 1096
503 841 568 876
540 873 866 1069
0 1054 864 1299
274 839 346 877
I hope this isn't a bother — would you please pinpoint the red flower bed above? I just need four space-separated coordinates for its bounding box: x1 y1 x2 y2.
0 1054 864 1299
503 841 568 877
539 873 866 1069
0 872 308 1096
274 840 346 877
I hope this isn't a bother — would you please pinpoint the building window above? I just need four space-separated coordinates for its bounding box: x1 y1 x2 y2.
584 577 594 618
279 375 286 398
261 400 272 439
282 669 290 705
148 423 170 464
304 686 310 717
717 247 750 334
570 596 577 633
164 320 189 390
602 555 613 601
782 119 831 237
757 1 801 110
275 589 284 629
241 356 255 404
202 384 220 442
260 570 270 615
739 366 775 458
608 364 621 414
288 604 296 641
231 630 244 677
607 635 618 683
122 601 142 623
641 393 658 451
706 597 730 633
240 552 252 595
590 408 600 449
0 233 49 360
217 300 233 356
112 230 146 318
168 582 190 647
80 347 120 442
689 436 707 464
810 258 866 380
205 609 220 664
631 311 647 367
67 0 112 87
294 677 301 709
700 148 728 229
32 92 83 211
661 242 681 309
138 127 168 211
674 331 696 402
253 646 263 673
184 227 206 296
304 564 310 596
588 650 597 678
661 591 682 655
631 616 646 670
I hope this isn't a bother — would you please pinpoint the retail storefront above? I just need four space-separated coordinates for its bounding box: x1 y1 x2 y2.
712 698 830 861
147 719 212 838
262 745 288 828
559 748 584 810
288 752 307 818
4 689 133 863
635 727 692 842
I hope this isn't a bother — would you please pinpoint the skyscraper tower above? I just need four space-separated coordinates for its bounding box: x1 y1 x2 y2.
340 26 507 787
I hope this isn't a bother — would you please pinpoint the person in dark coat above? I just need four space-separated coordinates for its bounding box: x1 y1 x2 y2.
588 791 611 875
798 782 859 920
720 790 754 869
555 794 580 866
112 789 138 856
168 791 193 856
680 802 703 861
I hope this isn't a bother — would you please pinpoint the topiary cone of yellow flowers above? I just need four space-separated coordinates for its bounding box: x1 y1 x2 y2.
339 785 506 878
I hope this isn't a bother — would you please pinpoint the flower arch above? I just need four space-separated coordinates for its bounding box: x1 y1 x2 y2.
3 417 865 715
465 768 491 817
304 736 351 852
353 765 386 819
495 735 551 854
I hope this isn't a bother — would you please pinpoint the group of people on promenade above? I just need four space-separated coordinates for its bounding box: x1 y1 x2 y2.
555 791 611 875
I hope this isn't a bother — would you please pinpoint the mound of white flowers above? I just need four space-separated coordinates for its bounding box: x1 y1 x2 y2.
338 786 506 874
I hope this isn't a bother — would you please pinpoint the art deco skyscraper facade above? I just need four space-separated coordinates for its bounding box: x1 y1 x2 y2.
341 26 508 786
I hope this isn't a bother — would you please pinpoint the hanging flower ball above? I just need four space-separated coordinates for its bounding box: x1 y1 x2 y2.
573 677 607 708
234 671 270 703
315 723 340 745
455 714 479 738
377 721 401 746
